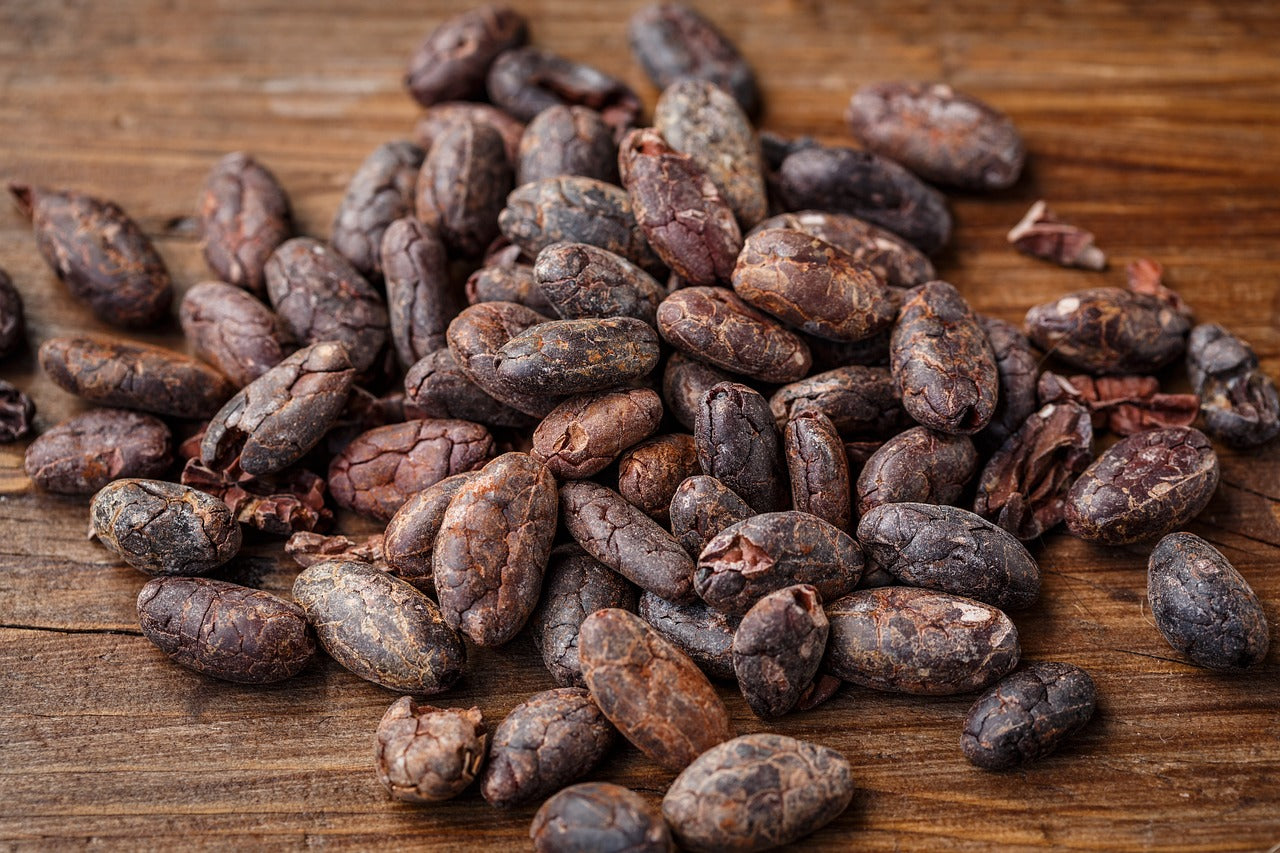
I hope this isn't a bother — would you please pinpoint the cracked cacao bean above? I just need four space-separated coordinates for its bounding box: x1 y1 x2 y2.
405 5 527 107
382 217 461 369
416 119 513 257
627 3 759 117
1037 371 1197 437
784 406 851 531
180 281 294 388
732 584 829 718
1187 322 1280 448
90 479 241 576
285 531 384 569
531 782 674 853
750 211 935 289
533 242 665 326
855 426 978 517
382 471 479 592
668 475 753 559
769 365 907 438
25 409 172 495
447 301 563 418
1024 288 1190 375
494 317 660 395
695 381 786 513
404 348 535 428
617 434 700 524
532 387 664 479
332 140 425 280
195 153 292 296
518 105 619 185
375 697 487 802
487 46 641 135
638 591 738 682
961 662 1097 769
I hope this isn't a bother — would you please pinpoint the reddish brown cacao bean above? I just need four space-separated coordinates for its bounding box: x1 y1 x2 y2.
195 154 292 296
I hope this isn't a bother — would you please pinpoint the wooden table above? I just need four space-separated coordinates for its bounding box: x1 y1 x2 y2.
1 1 1278 849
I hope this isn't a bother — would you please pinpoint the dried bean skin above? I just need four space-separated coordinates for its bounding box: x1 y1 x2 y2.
961 662 1097 769
137 577 315 683
892 280 999 434
697 512 864 615
751 211 935 289
857 503 1041 611
784 407 852 531
1064 426 1219 545
695 381 786 513
662 352 733 431
579 608 733 772
264 237 389 374
414 101 526 167
481 687 616 808
531 782 675 853
1038 371 1198 437
654 79 767 227
375 698 487 802
468 262 555 314
619 128 743 286
770 365 907 438
1024 288 1190 375
732 585 829 718
662 733 853 853
0 267 24 358
382 217 461 370
534 242 664 327
532 546 639 688
499 177 663 275
328 419 495 521
1147 532 1269 670
487 47 642 134
628 3 760 117
978 315 1041 453
494 317 661 395
669 475 753 558
733 229 896 342
403 348 535 428
332 140 425 280
405 5 527 107
433 452 558 647
825 587 1021 695
193 154 293 296
25 409 172 495
617 434 700 524
561 481 696 603
382 471 479 592
638 591 738 681
1187 323 1280 448
201 341 355 476
447 301 563 418
518 106 619 185
416 120 513 258
292 559 466 694
179 281 294 388
90 479 241 576
10 184 173 326
846 82 1026 190
532 387 664 479
855 426 978 517
776 145 953 254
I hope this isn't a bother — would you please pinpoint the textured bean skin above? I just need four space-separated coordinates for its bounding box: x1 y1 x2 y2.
328 419 495 521
264 237 389 374
532 388 664 479
193 154 293 296
518 106 619 185
846 82 1026 190
619 128 743 286
627 3 759 117
405 5 527 107
381 471 477 591
137 577 315 683
769 365 907 438
561 482 696 603
201 342 355 476
382 217 460 370
332 140 425 279
531 782 675 853
481 687 616 808
374 697 487 802
654 79 766 227
961 662 1097 769
784 407 852 531
617 434 700 524
25 409 172 495
91 479 241 576
10 184 172 326
1064 426 1219 545
1187 323 1280 448
662 352 733 431
662 733 853 853
1024 288 1190 375
499 177 663 275
750 211 935 289
579 608 732 772
892 281 999 434
733 229 896 342
733 585 829 718
0 267 24 358
180 281 294 388
977 316 1041 454
1147 532 1269 670
531 546 639 688
468 262 555 314
416 120 513 257
825 587 1021 695
447 301 563 418
638 591 738 682
695 381 785 513
494 317 660 395
668 475 753 558
776 145 953 254
697 512 864 615
855 426 978 516
534 242 665 326
403 348 535 428
487 47 642 134
433 453 558 647
857 503 1041 611
415 101 526 167
292 560 466 694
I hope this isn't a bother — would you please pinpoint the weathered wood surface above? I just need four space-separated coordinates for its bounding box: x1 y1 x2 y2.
1 1 1278 850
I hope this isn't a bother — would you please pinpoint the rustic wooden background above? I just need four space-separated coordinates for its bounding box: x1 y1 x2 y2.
1 1 1278 850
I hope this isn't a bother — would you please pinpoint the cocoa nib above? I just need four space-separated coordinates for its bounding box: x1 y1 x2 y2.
1007 200 1106 270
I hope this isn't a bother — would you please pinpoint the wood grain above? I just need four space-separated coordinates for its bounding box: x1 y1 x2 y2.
1 0 1279 850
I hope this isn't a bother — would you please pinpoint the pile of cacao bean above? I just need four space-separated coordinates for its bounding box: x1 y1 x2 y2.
3 3 1274 851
